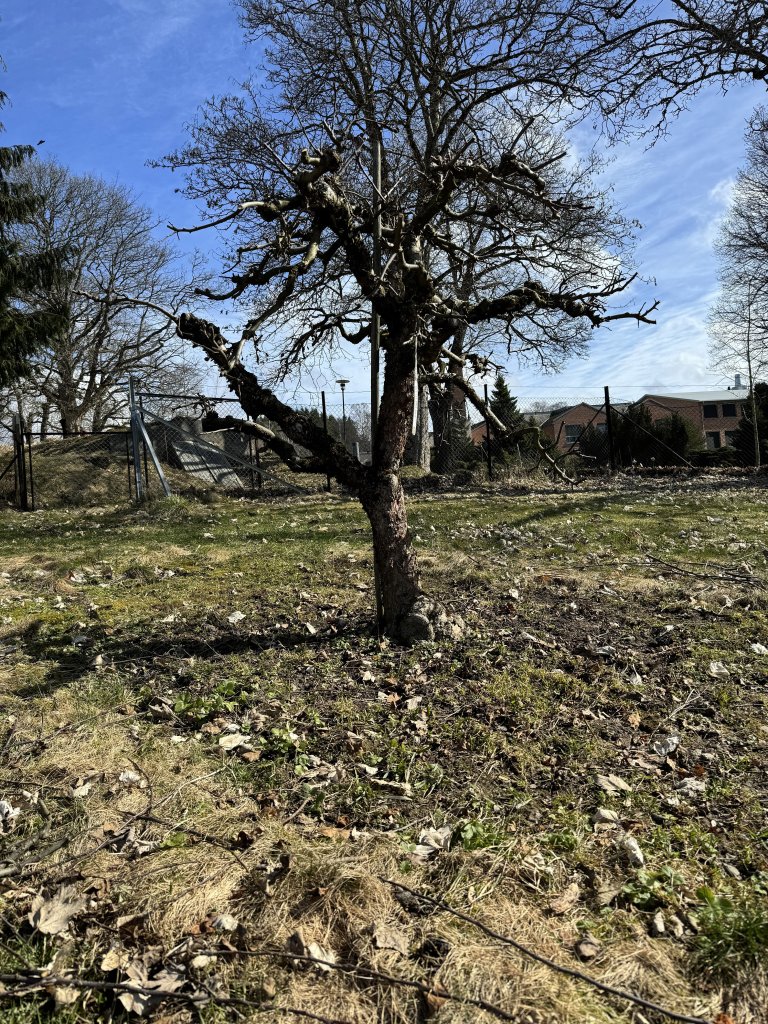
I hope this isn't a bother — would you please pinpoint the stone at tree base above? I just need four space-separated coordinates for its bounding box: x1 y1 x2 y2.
397 597 465 644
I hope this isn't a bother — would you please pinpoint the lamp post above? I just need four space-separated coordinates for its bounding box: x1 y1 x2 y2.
336 379 350 445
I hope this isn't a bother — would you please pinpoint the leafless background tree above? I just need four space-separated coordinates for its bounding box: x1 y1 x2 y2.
709 107 768 466
4 160 203 436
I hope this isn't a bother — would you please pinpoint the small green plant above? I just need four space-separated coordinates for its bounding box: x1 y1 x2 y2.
454 818 505 850
173 679 248 722
692 881 768 981
621 866 686 911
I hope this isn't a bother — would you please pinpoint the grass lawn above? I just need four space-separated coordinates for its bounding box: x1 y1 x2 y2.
1 478 767 1023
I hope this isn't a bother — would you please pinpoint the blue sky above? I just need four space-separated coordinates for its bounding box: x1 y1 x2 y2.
2 2 764 408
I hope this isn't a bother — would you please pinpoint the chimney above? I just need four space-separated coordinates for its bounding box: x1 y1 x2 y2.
735 373 742 389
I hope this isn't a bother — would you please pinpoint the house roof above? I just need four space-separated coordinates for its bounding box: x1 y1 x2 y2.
643 389 748 403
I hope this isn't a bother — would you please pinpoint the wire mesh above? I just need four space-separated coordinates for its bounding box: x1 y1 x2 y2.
0 441 18 507
140 411 314 499
1 383 763 512
24 430 134 509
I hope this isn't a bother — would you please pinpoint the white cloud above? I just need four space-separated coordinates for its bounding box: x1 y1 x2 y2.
709 177 735 207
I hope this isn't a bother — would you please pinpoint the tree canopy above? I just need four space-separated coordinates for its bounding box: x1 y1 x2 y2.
132 0 768 639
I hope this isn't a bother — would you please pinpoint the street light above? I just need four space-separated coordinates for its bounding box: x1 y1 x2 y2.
336 378 350 444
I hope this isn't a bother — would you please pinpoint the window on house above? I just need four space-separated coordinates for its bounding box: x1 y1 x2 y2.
703 404 718 418
706 431 722 450
564 424 581 444
722 403 737 417
595 423 608 434
724 431 739 447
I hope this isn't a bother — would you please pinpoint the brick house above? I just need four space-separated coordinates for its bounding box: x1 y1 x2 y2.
540 402 609 450
636 390 749 450
537 389 749 453
470 410 551 446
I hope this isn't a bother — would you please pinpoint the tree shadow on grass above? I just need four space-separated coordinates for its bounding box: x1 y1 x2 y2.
11 613 378 700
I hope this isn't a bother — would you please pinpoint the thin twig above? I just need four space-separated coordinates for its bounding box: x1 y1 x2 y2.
123 811 248 867
645 553 764 589
196 946 519 1021
0 973 352 1024
380 879 713 1024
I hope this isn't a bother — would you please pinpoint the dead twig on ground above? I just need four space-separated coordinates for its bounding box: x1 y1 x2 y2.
196 946 520 1022
645 554 765 589
0 972 353 1024
380 879 714 1024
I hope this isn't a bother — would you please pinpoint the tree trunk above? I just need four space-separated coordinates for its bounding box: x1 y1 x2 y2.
60 409 85 436
361 350 461 643
360 471 425 637
40 402 50 440
403 384 431 470
428 383 452 474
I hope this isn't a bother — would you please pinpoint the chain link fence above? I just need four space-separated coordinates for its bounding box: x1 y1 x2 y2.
1 383 763 511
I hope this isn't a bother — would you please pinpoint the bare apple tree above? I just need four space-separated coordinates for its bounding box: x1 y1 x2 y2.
156 0 663 642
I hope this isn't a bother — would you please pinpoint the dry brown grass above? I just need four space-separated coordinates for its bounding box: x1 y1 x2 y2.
3 485 768 1022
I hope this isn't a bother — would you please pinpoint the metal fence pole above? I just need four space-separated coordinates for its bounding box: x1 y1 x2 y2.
604 385 617 473
321 391 331 492
125 431 133 499
484 383 493 481
138 393 150 491
128 378 144 500
248 436 256 492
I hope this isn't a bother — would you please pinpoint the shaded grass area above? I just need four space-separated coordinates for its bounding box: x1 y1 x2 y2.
1 481 767 1022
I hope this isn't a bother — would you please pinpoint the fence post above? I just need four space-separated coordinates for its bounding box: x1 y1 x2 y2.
484 383 493 481
12 414 29 511
248 436 256 491
128 378 144 500
254 439 263 493
321 391 331 492
125 432 133 500
604 385 617 473
138 392 150 491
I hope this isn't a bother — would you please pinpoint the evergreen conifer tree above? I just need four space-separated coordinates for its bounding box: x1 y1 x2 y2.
0 87 67 386
488 372 528 466
489 373 522 431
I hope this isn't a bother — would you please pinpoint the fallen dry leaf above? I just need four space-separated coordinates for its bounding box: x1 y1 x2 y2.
548 881 580 915
363 920 409 955
422 983 449 1017
29 885 88 935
